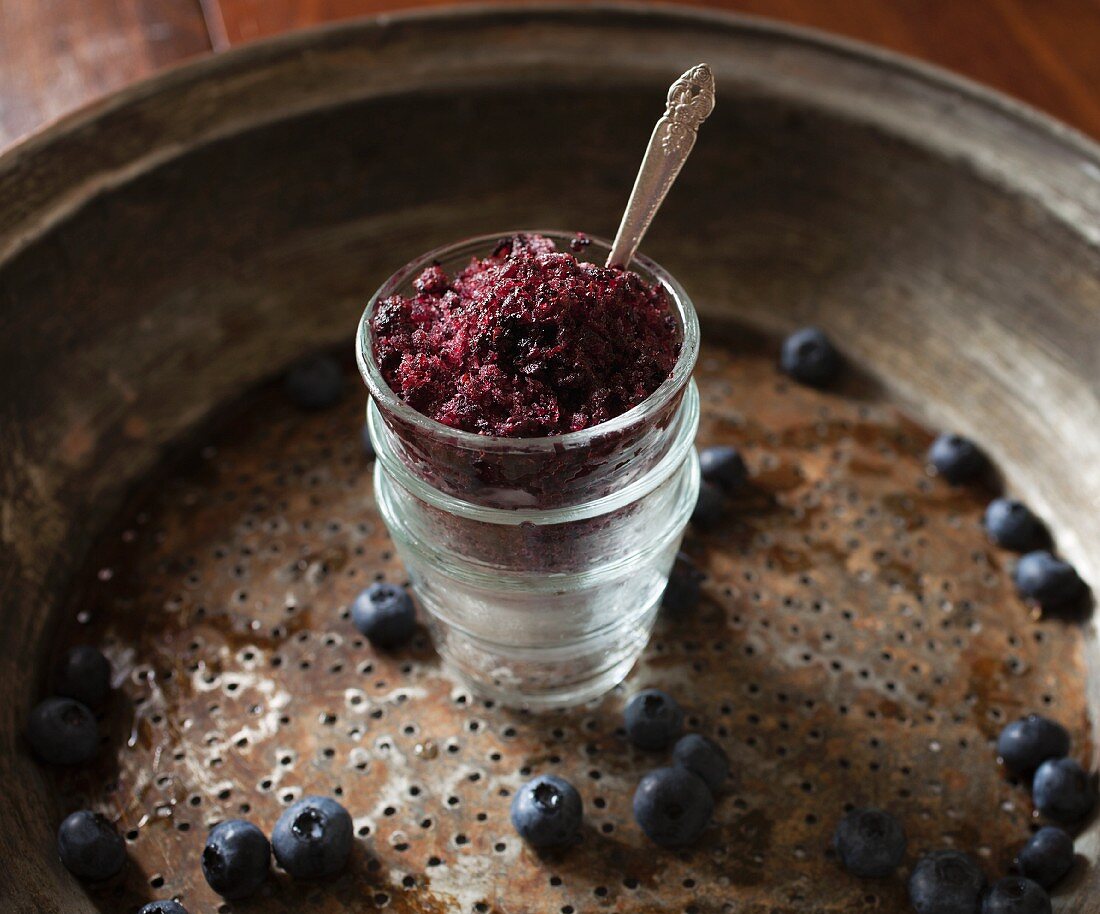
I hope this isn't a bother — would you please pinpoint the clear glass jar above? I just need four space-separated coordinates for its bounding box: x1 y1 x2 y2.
356 232 700 708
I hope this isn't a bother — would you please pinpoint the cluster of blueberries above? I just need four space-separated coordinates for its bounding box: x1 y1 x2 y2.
773 327 1091 619
30 589 413 910
696 327 1091 621
510 688 727 849
710 327 1093 913
27 643 358 911
928 432 1089 619
833 710 1094 914
20 357 370 912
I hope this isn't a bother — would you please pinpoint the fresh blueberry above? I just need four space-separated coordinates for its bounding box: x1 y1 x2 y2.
691 480 725 529
984 499 1047 553
284 355 344 410
138 902 189 914
928 433 988 485
1032 757 1097 824
351 583 416 649
27 697 98 765
1014 826 1075 889
360 422 376 460
981 876 1051 914
662 552 702 614
624 689 684 750
633 767 714 846
509 774 583 848
1013 551 1088 612
996 715 1070 778
699 446 747 493
908 850 986 914
780 327 841 387
54 645 111 709
272 795 353 880
833 808 907 878
201 819 270 899
672 734 729 792
57 810 126 881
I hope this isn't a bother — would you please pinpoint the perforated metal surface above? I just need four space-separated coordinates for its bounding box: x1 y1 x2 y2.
49 327 1089 913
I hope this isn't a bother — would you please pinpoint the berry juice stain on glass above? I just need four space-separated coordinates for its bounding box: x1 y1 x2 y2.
357 232 701 708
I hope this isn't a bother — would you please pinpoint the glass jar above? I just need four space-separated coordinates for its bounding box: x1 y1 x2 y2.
356 232 700 708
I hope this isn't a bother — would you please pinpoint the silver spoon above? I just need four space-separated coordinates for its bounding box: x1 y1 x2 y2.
606 63 716 269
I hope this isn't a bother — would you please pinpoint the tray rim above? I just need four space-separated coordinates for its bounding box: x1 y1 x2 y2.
3 2 1100 166
2 3 1100 266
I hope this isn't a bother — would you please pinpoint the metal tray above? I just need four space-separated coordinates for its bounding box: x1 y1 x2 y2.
1 6 1098 912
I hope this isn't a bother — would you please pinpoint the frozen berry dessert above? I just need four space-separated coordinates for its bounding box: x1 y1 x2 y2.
361 231 699 510
371 233 679 438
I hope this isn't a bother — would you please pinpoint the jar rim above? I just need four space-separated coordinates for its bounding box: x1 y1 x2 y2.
355 230 700 452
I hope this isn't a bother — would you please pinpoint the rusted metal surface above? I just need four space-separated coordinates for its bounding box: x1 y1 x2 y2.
47 330 1090 913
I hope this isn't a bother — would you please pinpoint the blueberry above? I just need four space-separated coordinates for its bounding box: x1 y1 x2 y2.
996 715 1070 778
984 499 1047 553
672 734 729 792
699 446 747 493
54 645 111 709
981 876 1051 914
138 902 189 914
833 808 907 878
360 422 376 460
1014 826 1075 889
928 433 987 485
908 850 986 914
624 689 684 750
351 583 417 648
1032 757 1097 823
509 774 583 848
632 767 714 846
57 810 126 881
201 819 270 899
662 552 702 613
1013 551 1088 612
27 697 98 765
780 327 841 387
284 355 344 410
272 795 353 880
691 480 725 529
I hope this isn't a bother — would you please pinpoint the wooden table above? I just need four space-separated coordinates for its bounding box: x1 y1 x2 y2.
2 0 1099 151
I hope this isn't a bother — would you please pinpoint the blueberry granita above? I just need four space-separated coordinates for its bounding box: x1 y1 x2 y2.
360 231 699 510
371 232 679 438
359 231 701 706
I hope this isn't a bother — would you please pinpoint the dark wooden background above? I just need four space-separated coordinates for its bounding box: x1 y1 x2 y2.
1 0 1099 151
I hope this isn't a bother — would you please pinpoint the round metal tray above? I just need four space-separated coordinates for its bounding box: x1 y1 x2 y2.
1 6 1098 912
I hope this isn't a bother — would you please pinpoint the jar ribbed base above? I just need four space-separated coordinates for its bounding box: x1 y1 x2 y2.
430 599 661 709
369 382 700 710
375 456 695 708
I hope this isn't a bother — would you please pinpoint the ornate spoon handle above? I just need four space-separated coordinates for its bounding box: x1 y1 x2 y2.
606 63 716 268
